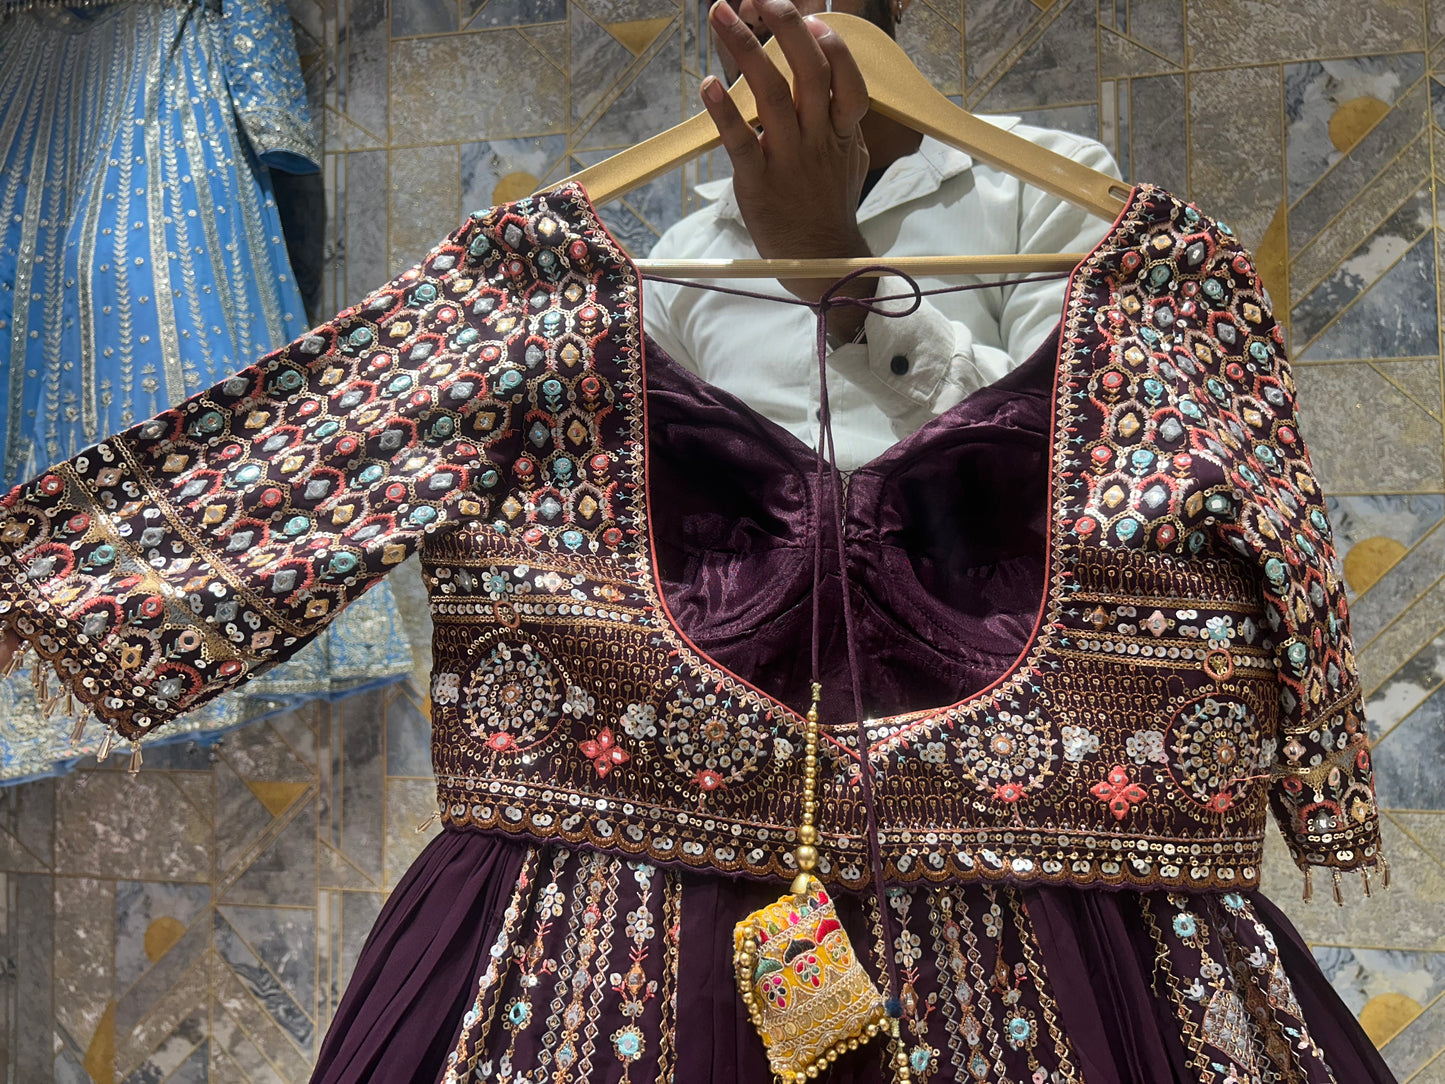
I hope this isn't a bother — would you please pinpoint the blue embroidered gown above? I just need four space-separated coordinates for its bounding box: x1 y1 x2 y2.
0 0 413 782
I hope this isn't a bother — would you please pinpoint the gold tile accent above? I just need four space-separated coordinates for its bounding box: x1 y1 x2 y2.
1330 96 1393 154
1344 536 1408 594
1358 991 1424 1046
245 780 310 817
606 16 673 55
83 1000 116 1084
144 916 187 964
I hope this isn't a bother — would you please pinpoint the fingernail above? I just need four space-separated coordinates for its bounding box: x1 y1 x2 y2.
701 76 725 102
711 1 738 25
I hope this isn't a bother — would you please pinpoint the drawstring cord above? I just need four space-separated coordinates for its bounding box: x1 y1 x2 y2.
641 264 1068 1019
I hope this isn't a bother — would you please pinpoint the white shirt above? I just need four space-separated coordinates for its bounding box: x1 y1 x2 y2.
641 120 1123 470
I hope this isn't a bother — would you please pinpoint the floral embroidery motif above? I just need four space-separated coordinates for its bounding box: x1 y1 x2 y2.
658 688 772 792
461 640 563 753
954 706 1055 797
1090 765 1147 820
580 727 629 777
1169 696 1266 813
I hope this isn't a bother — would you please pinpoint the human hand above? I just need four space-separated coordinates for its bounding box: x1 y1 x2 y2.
0 630 17 673
701 0 876 317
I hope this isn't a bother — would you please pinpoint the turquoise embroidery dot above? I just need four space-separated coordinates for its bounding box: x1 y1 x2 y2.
1172 913 1197 938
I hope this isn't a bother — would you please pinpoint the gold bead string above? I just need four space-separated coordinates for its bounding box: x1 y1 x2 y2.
790 681 822 895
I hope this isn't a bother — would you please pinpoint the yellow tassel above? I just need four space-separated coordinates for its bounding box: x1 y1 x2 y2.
127 743 143 777
1331 869 1344 906
1302 869 1312 902
415 811 440 834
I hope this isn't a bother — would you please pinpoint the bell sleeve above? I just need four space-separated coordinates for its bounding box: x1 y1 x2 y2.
0 219 519 756
1215 271 1383 896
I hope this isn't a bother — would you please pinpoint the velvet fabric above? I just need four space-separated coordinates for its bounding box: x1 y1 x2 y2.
649 330 1057 725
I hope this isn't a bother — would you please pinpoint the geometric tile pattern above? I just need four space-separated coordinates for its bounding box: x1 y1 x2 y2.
1 0 1442 1079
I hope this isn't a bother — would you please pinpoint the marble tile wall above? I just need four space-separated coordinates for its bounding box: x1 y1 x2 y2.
2 0 1443 1080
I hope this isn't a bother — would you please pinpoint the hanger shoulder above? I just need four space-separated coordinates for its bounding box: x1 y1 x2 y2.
836 15 1127 221
548 13 1126 222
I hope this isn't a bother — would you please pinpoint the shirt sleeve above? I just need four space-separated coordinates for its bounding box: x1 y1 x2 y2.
222 0 320 173
827 134 1123 435
0 219 518 746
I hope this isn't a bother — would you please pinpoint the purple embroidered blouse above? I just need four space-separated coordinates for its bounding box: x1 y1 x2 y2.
0 183 1381 896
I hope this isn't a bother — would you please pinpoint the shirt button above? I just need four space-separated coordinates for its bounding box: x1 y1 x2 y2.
890 354 910 375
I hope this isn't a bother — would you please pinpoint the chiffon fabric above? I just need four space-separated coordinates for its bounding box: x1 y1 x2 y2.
309 335 1395 1084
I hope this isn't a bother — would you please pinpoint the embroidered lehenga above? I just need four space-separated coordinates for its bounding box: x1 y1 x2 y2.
0 184 1395 1083
0 0 412 781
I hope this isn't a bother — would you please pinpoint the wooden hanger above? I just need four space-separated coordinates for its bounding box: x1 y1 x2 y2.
543 11 1131 278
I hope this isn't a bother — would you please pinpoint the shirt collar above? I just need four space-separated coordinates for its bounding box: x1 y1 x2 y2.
692 116 1023 226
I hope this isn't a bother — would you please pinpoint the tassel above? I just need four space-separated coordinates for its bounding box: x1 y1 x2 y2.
96 727 114 763
415 811 440 834
69 712 87 744
1361 867 1372 897
127 743 143 777
1331 869 1344 906
1 642 23 677
1302 869 1312 902
63 690 74 717
1380 854 1391 889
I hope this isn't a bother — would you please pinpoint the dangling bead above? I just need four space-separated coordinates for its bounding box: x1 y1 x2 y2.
1331 869 1344 906
1 642 23 678
69 712 87 744
96 727 114 763
127 743 143 777
1301 869 1313 902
